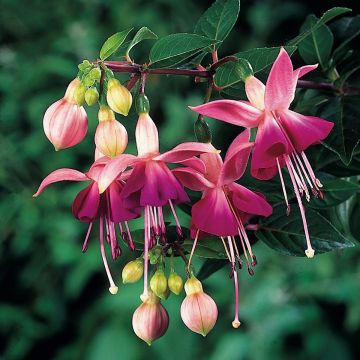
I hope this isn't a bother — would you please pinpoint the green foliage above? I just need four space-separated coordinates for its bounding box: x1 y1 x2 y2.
100 28 133 60
126 27 157 61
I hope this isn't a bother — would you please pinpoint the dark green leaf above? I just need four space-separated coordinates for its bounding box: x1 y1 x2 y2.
99 29 133 60
149 33 220 65
288 7 351 46
332 15 360 55
126 27 157 60
197 259 228 281
298 15 334 68
214 58 253 89
308 178 359 209
194 0 240 49
183 237 228 259
256 205 354 256
320 95 360 165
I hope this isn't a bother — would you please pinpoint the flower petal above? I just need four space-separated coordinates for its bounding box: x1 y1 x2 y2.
219 129 253 185
98 154 137 193
177 157 206 174
279 110 334 152
72 182 100 222
33 168 88 197
294 64 318 80
265 47 295 111
154 142 217 163
189 100 262 128
172 167 215 191
192 189 239 237
229 183 272 217
245 76 265 110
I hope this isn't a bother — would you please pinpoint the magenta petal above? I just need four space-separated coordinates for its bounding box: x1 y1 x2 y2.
279 110 334 152
265 47 295 111
251 113 289 173
219 129 253 186
108 181 140 222
251 164 279 180
192 189 238 237
173 167 215 191
177 157 206 174
190 100 262 128
294 64 318 80
33 168 88 197
229 183 272 217
72 182 100 222
154 142 216 163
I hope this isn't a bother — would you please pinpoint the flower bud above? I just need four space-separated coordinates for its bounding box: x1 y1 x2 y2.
95 106 128 157
43 78 88 150
168 271 183 295
150 269 168 299
78 60 91 71
106 79 132 116
85 87 99 106
181 276 218 336
83 75 95 87
122 259 144 284
74 84 87 106
89 67 102 81
135 113 159 157
132 290 169 345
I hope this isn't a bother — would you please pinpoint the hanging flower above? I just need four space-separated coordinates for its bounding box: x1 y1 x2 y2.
190 48 334 258
173 129 272 327
33 155 139 294
43 78 88 150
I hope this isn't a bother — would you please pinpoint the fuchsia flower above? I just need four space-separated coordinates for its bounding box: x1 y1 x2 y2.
190 48 334 258
173 129 272 327
43 78 88 150
97 107 216 301
33 154 139 294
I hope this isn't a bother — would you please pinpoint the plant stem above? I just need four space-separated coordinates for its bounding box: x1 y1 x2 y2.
297 80 360 95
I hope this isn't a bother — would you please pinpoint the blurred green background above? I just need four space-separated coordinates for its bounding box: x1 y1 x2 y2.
1 0 359 359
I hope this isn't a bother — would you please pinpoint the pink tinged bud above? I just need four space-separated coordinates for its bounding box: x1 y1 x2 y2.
95 119 128 158
43 78 88 150
106 79 133 116
135 113 159 157
132 290 169 345
180 277 218 336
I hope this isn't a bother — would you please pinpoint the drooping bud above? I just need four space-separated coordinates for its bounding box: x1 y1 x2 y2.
74 83 87 106
89 67 102 81
135 112 159 157
150 269 168 299
168 271 183 295
95 106 128 157
132 290 169 345
122 259 144 284
181 276 218 336
43 78 88 150
85 87 99 106
106 78 132 116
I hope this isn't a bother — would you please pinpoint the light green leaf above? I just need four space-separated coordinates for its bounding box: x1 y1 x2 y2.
126 27 157 60
99 29 133 60
194 0 240 49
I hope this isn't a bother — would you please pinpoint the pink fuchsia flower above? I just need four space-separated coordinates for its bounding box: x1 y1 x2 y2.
33 154 139 294
43 78 88 150
190 48 334 258
173 129 272 327
97 101 217 302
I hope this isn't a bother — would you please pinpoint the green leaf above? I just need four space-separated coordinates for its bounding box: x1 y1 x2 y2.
256 205 354 257
194 0 240 49
149 33 220 65
126 27 157 60
332 15 360 55
298 15 334 69
308 178 359 209
197 259 228 281
320 95 360 165
183 237 228 259
214 58 253 89
288 7 351 46
99 29 133 60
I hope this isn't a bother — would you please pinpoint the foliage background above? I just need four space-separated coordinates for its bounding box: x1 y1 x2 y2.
0 0 359 359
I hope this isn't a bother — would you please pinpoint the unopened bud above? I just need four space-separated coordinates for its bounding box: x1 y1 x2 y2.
181 276 218 336
122 259 144 284
106 79 132 116
150 269 168 299
83 75 95 87
85 87 99 106
132 290 169 345
78 60 91 71
89 67 102 81
168 272 183 295
74 84 87 106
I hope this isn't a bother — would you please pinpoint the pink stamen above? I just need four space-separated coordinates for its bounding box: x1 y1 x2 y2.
168 200 183 237
125 221 135 251
141 206 150 301
286 155 307 197
231 236 243 268
276 157 290 215
301 151 323 189
293 152 314 189
220 236 232 262
188 229 199 271
290 154 310 201
237 228 252 275
82 222 93 252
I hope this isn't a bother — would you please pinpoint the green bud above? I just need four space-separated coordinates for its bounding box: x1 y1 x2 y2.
83 75 95 87
236 58 253 81
150 269 168 299
78 60 92 71
135 94 150 114
89 67 102 81
168 272 183 295
85 87 99 106
74 84 87 106
122 259 144 284
194 117 212 143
